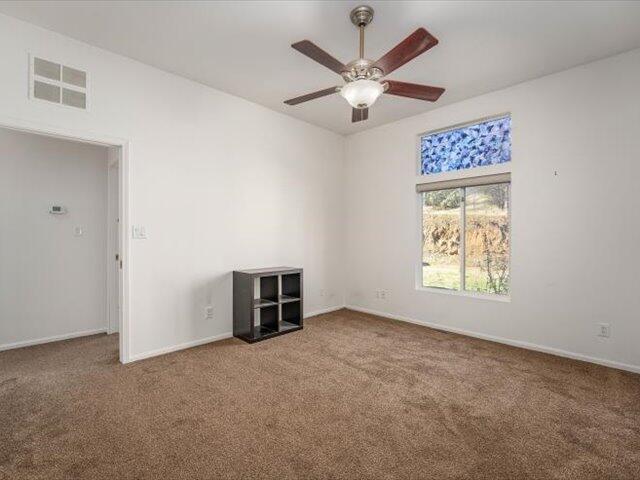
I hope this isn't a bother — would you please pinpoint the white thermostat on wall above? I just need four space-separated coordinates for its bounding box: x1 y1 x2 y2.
49 205 67 215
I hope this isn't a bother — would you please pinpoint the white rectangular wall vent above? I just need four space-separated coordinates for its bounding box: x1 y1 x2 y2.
30 56 88 110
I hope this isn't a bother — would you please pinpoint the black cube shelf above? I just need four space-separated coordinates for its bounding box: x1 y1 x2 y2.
233 267 303 343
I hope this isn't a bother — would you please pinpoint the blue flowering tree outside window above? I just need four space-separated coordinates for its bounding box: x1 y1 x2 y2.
420 116 511 175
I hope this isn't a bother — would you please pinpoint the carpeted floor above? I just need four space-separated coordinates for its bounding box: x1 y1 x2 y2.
1 309 639 480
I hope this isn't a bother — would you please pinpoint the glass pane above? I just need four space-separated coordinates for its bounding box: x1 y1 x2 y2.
422 188 461 290
464 184 510 295
420 116 511 175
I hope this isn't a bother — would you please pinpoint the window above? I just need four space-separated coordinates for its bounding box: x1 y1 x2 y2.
420 176 510 296
420 115 511 175
417 115 511 297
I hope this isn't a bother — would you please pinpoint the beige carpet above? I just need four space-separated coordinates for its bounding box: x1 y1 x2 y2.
1 309 639 480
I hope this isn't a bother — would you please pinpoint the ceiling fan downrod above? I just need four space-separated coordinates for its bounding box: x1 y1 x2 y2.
342 5 381 83
350 5 373 60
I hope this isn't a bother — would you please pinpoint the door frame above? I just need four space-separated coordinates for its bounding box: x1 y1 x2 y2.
0 115 132 363
106 156 120 335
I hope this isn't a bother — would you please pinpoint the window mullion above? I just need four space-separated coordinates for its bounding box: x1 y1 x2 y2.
460 187 466 292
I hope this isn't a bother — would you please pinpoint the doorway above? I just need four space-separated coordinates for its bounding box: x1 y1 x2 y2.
0 123 129 363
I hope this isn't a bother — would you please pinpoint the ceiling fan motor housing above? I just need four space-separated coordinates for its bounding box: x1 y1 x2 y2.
341 59 383 82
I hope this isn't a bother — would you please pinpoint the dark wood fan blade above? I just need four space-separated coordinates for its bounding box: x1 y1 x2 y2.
352 108 369 123
284 86 339 105
373 28 438 76
292 40 346 75
384 80 445 102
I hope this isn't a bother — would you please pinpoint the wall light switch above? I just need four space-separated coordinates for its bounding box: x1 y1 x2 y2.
132 225 147 239
73 226 83 237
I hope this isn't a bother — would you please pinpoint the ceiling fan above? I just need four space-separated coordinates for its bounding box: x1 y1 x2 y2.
284 5 445 123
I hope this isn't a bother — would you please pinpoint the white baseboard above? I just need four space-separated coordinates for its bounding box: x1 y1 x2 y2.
305 305 345 318
128 305 346 363
0 327 108 352
128 331 234 362
345 305 640 374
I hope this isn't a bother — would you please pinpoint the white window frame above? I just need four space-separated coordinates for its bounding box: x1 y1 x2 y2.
415 113 512 302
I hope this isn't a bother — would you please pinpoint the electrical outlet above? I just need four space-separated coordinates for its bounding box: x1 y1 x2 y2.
205 305 214 319
597 323 610 338
374 289 387 300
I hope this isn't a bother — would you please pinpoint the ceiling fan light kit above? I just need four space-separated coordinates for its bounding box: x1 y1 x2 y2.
340 79 384 109
284 5 445 123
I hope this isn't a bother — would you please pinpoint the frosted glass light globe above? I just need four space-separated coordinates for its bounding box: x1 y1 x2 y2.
340 80 384 109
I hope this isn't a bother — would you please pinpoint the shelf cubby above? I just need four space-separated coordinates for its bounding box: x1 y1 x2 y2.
282 273 301 298
281 301 301 329
233 267 303 343
260 275 278 303
252 304 278 339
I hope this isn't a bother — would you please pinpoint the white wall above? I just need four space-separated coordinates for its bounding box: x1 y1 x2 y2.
0 14 346 361
345 49 640 371
0 128 109 348
2 12 637 371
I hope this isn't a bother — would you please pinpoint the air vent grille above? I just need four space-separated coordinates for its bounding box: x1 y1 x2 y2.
30 56 88 110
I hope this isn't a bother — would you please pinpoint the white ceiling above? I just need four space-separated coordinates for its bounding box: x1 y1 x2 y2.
2 1 640 135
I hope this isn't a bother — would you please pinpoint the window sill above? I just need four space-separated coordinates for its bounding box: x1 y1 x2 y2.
415 286 511 303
